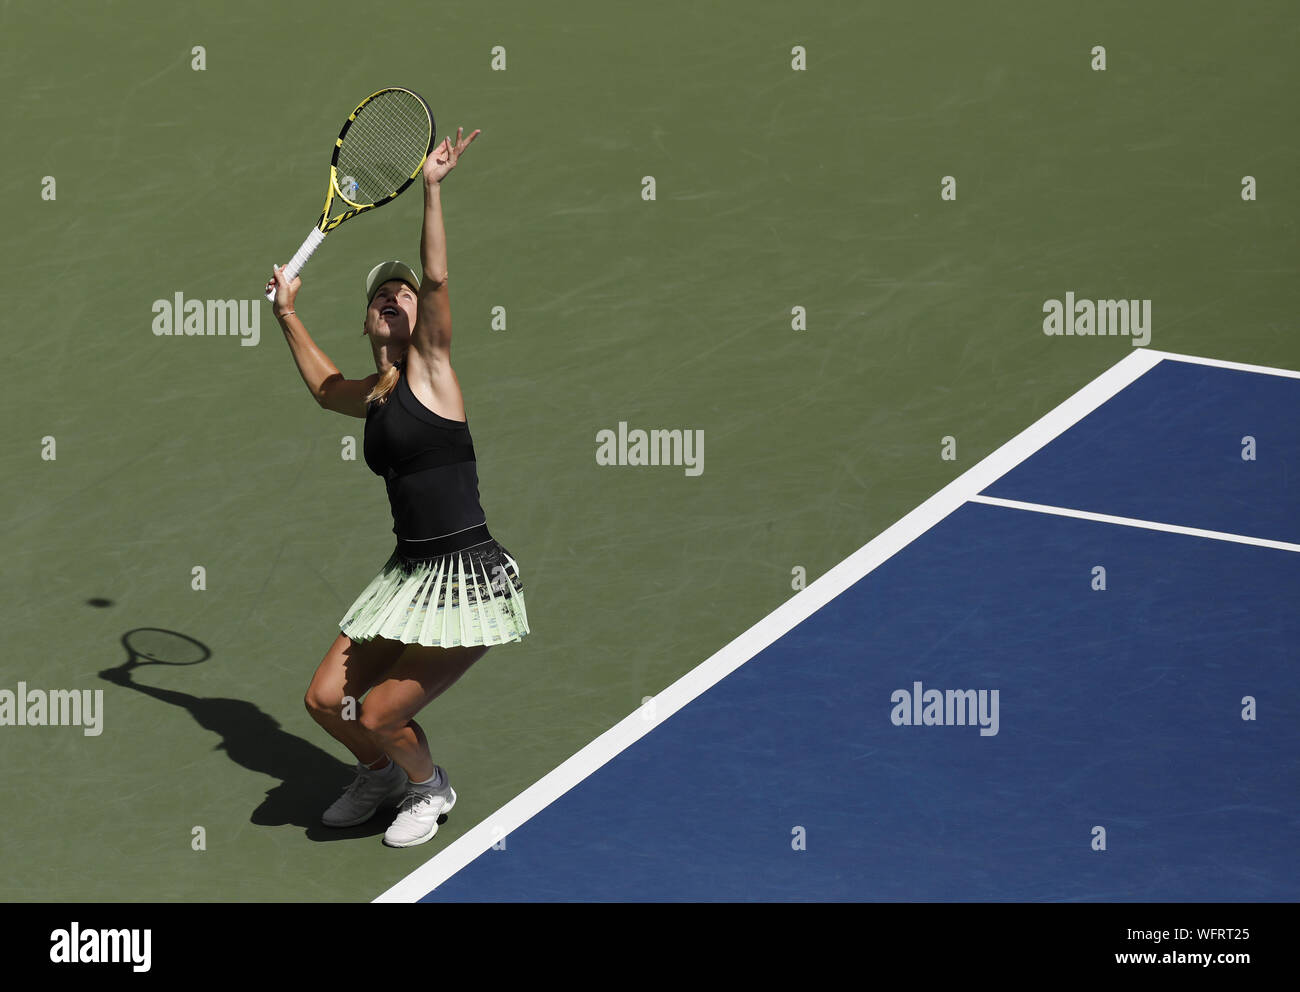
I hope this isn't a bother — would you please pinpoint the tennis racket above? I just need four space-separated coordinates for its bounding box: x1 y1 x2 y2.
264 86 435 302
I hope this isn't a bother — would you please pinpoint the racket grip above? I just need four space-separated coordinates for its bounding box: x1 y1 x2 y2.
265 227 327 302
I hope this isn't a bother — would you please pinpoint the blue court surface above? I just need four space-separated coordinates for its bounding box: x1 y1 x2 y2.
378 350 1299 902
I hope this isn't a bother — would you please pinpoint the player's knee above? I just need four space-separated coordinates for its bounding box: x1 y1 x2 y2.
358 703 398 738
304 685 342 719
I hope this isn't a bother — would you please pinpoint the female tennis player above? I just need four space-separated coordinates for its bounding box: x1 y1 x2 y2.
266 127 530 848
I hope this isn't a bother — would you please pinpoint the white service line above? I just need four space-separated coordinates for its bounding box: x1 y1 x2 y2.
969 495 1300 553
372 346 1180 903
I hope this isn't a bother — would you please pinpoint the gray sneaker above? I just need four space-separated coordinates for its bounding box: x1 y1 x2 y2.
322 760 408 827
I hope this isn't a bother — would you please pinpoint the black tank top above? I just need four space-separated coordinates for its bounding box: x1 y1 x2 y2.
363 361 488 553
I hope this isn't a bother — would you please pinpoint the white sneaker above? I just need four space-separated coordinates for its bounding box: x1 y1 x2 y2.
383 768 457 848
322 760 408 827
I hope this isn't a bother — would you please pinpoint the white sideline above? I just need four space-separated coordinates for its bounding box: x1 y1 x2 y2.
373 346 1297 902
970 495 1300 553
1141 348 1300 380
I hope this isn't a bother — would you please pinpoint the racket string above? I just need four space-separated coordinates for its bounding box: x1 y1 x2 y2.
337 90 431 203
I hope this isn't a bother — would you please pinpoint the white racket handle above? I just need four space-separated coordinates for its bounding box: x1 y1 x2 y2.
265 227 326 302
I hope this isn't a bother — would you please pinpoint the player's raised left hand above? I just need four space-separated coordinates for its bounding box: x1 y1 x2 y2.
424 127 480 185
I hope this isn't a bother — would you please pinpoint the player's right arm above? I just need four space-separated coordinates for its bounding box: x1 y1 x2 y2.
269 265 375 418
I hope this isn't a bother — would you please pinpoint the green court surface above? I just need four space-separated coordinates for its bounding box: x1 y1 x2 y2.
1 0 1295 901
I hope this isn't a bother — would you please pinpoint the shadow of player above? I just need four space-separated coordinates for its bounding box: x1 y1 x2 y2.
99 630 398 842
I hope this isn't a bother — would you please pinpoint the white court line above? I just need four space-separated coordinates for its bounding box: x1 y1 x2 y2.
1141 348 1300 380
372 345 1196 903
970 495 1300 553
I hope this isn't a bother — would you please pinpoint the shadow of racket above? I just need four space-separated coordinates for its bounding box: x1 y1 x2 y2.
100 628 210 683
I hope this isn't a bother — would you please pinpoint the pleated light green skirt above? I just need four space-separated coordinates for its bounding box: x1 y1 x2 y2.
340 538 530 648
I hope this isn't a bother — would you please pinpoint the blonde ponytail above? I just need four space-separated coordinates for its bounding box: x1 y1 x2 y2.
365 362 402 407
